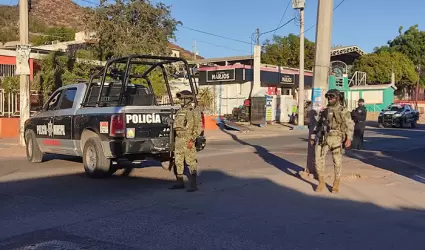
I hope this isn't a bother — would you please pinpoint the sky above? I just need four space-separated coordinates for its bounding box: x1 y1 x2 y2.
2 0 425 59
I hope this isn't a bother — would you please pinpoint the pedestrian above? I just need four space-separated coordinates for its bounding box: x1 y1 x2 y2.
169 90 202 192
310 89 354 193
351 98 367 149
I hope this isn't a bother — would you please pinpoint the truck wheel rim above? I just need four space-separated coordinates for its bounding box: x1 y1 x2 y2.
86 146 97 171
27 137 33 158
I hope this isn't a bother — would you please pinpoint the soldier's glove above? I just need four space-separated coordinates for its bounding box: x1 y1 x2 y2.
187 140 194 149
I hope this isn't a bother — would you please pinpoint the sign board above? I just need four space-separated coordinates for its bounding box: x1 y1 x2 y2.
292 0 305 9
280 73 295 85
15 45 31 75
265 95 273 122
206 69 235 82
312 87 322 111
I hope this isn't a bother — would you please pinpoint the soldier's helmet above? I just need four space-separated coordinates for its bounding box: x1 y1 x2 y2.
176 90 194 100
325 89 341 99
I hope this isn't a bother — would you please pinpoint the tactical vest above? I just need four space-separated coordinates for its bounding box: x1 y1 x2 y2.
327 105 346 133
173 108 190 131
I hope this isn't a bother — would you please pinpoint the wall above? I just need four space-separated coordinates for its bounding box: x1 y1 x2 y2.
0 118 19 138
0 55 35 80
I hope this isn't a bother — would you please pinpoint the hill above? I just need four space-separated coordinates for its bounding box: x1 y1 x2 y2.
0 1 203 59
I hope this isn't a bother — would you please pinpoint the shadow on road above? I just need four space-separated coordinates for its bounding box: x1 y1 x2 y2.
344 124 425 184
218 127 318 190
0 169 425 249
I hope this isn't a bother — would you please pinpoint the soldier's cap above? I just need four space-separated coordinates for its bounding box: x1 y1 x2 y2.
325 89 340 99
358 98 365 103
176 90 194 99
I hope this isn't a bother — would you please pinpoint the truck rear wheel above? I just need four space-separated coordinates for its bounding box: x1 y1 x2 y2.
25 130 43 163
83 137 113 178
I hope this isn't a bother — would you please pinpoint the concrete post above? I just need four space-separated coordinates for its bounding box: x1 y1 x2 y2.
18 0 31 146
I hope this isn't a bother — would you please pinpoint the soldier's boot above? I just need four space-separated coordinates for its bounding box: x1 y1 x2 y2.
187 172 198 192
315 176 326 192
332 178 340 193
169 175 185 190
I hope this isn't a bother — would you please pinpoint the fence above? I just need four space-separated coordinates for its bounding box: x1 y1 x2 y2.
0 89 43 117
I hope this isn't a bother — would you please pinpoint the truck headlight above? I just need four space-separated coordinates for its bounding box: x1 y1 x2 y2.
394 113 402 117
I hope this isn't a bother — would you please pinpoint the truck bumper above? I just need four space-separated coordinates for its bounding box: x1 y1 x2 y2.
105 138 171 160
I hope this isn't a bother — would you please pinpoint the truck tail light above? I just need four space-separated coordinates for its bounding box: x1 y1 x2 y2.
201 112 205 130
110 113 125 137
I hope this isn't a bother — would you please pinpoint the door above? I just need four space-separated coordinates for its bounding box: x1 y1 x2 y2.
250 96 266 125
53 87 78 155
34 89 63 153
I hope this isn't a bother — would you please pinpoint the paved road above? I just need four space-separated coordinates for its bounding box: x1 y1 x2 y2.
1 127 425 249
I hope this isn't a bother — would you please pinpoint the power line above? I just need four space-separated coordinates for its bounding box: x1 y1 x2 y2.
260 18 295 36
76 0 100 5
180 26 251 45
195 40 251 53
303 0 347 35
272 0 292 37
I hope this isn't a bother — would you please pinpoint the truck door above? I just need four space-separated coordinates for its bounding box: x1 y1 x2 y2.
53 87 77 155
34 89 63 153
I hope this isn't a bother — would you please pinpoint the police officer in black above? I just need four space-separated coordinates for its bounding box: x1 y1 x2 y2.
351 98 367 149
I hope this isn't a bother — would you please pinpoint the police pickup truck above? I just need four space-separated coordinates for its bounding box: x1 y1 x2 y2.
378 103 419 128
24 55 206 178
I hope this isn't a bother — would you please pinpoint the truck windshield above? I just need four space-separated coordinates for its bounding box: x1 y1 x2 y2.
389 106 403 112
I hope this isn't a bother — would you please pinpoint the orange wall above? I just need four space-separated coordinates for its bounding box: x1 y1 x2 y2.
0 55 34 81
0 118 20 138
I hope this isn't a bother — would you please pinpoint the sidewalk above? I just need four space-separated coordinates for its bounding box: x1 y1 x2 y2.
206 123 307 141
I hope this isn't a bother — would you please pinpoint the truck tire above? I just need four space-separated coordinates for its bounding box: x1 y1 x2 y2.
83 137 113 178
25 129 43 163
411 120 417 128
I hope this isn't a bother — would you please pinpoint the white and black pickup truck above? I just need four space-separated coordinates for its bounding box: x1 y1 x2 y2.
378 103 419 128
23 55 206 178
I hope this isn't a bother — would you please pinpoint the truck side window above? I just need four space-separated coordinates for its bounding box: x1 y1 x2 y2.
59 88 77 109
46 91 63 111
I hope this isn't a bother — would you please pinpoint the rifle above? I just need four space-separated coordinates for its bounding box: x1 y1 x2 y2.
314 108 330 146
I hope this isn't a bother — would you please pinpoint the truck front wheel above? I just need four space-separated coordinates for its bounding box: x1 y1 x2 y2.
25 129 43 163
83 137 114 178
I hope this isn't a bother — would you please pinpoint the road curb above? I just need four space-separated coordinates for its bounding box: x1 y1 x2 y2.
206 130 307 141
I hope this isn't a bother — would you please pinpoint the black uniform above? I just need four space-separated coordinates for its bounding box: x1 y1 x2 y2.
351 105 367 149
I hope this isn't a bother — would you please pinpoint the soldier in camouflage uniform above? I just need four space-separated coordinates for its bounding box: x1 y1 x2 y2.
310 89 354 193
170 90 203 192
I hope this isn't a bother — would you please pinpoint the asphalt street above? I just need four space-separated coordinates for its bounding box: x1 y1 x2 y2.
1 126 425 249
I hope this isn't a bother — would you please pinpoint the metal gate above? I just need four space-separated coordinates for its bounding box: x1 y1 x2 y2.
0 89 4 116
250 96 266 125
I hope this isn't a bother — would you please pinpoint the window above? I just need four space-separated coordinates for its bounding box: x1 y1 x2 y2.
59 88 77 109
389 106 403 112
45 91 63 111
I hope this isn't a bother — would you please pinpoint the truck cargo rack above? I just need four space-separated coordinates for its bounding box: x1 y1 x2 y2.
81 55 199 108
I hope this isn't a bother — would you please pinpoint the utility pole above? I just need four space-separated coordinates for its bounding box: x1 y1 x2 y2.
193 40 197 61
17 0 31 146
253 28 261 97
304 0 334 177
415 64 421 110
293 0 305 126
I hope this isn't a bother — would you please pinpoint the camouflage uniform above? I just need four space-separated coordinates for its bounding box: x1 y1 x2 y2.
312 89 354 193
170 90 202 192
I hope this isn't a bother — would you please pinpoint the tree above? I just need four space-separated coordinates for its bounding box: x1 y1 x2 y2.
33 52 99 100
352 51 418 87
85 0 181 60
374 25 425 85
261 34 315 69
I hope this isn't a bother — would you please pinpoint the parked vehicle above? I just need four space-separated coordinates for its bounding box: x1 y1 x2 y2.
378 103 419 128
24 55 206 178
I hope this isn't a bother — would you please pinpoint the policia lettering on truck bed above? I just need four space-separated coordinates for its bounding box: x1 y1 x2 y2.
24 55 206 178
